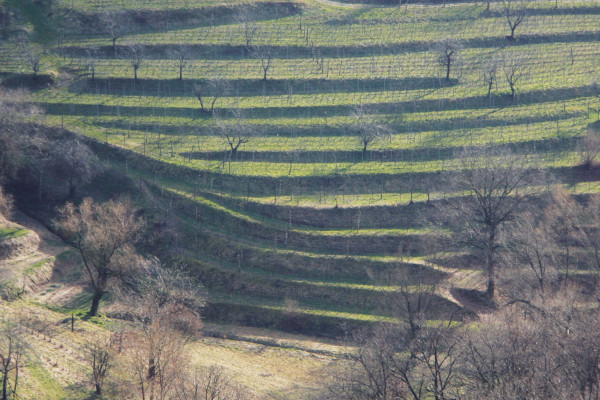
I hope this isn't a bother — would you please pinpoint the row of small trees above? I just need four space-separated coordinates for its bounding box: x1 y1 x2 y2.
75 0 532 87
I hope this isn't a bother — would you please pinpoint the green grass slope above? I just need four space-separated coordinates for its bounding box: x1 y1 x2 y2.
3 0 598 334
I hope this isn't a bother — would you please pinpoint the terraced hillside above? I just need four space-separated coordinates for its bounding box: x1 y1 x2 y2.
0 210 339 399
2 0 599 334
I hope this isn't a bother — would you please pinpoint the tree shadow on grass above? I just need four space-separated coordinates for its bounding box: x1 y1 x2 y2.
0 73 54 91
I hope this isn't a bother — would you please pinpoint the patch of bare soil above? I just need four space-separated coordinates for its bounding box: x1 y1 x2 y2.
450 287 496 315
203 322 349 356
313 0 366 8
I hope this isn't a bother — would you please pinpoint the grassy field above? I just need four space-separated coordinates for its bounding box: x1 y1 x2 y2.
1 0 599 344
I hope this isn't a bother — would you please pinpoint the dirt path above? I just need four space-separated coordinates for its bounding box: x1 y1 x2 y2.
437 267 496 318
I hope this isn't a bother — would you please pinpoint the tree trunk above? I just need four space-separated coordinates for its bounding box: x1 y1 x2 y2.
486 228 496 299
1 369 8 400
446 60 451 81
179 67 183 81
90 289 104 317
96 383 102 395
486 248 495 299
362 142 368 160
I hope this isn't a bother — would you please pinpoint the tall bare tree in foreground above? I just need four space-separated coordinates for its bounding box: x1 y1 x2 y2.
84 337 112 396
327 325 406 400
0 322 26 400
446 147 543 299
124 260 204 400
55 198 143 316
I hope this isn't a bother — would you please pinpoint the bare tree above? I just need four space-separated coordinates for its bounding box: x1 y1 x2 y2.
395 322 461 400
0 125 23 185
169 44 192 81
0 89 44 185
502 0 529 40
102 11 126 56
85 337 112 396
502 52 528 101
125 43 145 82
328 320 460 400
387 270 439 338
249 45 273 82
460 290 600 400
176 365 251 400
215 110 253 169
578 126 600 170
124 263 203 400
505 209 559 296
545 187 585 282
193 75 228 114
481 57 500 98
328 325 406 400
350 106 389 160
0 322 26 400
127 317 189 400
21 40 41 80
55 198 144 316
49 138 103 199
130 258 205 334
436 39 462 81
581 195 600 273
236 6 259 50
445 147 543 299
84 46 99 81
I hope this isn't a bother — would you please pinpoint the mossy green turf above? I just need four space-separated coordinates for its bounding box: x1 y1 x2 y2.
2 0 599 332
0 227 30 240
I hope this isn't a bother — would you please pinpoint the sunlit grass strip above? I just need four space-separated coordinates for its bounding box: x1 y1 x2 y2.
108 13 600 48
